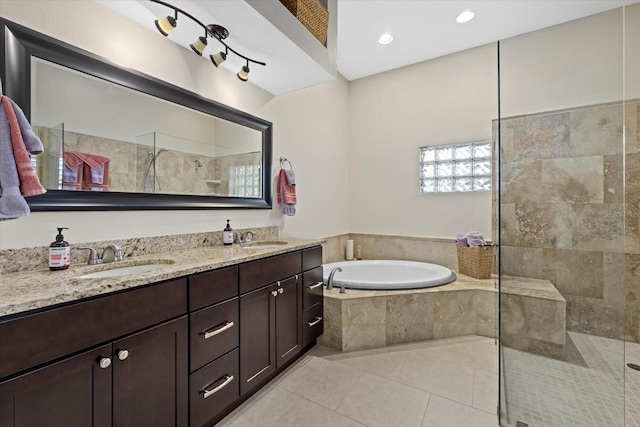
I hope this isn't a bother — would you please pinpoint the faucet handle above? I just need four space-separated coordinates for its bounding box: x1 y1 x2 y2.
77 247 100 265
244 231 256 243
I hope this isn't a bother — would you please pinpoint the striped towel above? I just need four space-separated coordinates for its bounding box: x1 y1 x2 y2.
277 169 296 216
3 97 46 197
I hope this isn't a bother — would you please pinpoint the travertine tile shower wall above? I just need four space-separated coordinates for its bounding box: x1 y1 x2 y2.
496 100 640 342
36 128 259 196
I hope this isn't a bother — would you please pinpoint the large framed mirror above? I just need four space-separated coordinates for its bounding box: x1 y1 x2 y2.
0 18 273 210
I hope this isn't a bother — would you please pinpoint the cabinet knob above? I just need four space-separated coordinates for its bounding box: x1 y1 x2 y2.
270 290 278 297
278 287 284 294
117 349 129 360
98 357 111 369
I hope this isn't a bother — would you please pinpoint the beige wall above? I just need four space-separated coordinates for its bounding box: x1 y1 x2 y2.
0 0 350 249
1 1 638 252
500 8 632 118
348 43 497 239
258 75 351 239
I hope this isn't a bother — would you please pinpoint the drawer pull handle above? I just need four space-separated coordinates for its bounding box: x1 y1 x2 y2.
203 321 234 339
307 317 323 327
270 290 278 297
278 287 284 294
307 281 323 290
202 374 234 399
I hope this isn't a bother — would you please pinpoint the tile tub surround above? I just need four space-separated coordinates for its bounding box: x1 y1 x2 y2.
496 100 640 342
323 233 469 271
0 232 323 317
319 274 497 352
320 273 566 358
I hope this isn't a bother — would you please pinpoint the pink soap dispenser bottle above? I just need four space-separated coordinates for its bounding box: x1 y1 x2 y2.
49 227 70 271
223 220 234 246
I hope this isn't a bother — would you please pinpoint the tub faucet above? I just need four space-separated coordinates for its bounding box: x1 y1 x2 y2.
326 267 343 290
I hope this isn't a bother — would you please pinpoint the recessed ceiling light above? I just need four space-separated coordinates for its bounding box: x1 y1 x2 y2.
378 34 393 45
456 11 475 23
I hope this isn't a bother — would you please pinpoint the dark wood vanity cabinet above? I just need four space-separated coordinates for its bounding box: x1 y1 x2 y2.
302 247 324 347
0 344 112 427
0 280 188 427
239 275 302 396
187 266 240 427
0 245 323 427
238 251 304 397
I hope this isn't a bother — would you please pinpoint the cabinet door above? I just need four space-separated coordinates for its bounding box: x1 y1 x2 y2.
112 316 188 427
0 344 112 427
275 275 302 368
239 284 276 396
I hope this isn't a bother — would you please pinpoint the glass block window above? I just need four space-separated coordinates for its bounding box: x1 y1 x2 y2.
419 141 492 193
229 164 261 197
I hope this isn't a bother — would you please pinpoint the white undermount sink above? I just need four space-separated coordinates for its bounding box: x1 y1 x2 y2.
76 262 173 279
242 241 288 250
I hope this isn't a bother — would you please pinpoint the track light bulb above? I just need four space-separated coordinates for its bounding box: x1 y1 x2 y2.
237 65 250 81
210 51 227 67
155 16 176 36
190 36 208 56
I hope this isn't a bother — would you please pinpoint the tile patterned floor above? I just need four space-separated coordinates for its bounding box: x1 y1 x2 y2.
218 332 640 427
219 335 500 427
502 331 640 427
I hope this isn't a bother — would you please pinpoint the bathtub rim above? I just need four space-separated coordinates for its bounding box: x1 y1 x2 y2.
322 259 457 290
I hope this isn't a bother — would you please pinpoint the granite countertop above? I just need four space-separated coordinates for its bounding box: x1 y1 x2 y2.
0 238 323 318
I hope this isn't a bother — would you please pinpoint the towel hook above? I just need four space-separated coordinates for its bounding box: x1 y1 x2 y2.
279 156 292 169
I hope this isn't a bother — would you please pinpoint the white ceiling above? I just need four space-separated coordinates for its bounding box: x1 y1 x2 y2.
98 0 638 95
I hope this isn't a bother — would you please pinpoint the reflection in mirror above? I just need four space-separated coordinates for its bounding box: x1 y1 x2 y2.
31 58 263 198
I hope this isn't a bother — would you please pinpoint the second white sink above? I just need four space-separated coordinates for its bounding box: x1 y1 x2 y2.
242 241 288 250
76 263 171 279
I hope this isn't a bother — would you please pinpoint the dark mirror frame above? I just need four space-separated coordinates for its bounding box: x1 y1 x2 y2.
0 18 273 211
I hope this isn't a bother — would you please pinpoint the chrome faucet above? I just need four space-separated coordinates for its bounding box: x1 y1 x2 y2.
78 247 101 265
236 230 256 244
101 243 124 263
326 267 343 290
78 243 125 265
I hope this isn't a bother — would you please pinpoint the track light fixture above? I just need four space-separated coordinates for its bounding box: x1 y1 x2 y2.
237 63 250 82
150 0 266 81
210 48 227 67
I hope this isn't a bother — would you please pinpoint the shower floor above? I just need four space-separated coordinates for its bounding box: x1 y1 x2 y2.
502 331 640 427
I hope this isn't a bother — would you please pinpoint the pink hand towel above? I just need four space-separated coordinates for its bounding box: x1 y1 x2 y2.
79 153 110 189
6 97 44 154
63 152 85 189
0 105 31 219
2 97 46 197
277 169 296 216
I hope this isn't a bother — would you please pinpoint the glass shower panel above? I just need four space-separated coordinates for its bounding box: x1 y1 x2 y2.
37 122 64 189
498 7 629 427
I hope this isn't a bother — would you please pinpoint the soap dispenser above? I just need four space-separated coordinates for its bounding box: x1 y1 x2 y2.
49 227 70 271
223 219 234 246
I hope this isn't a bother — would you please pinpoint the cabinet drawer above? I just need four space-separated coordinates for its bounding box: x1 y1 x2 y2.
303 267 323 310
190 349 239 427
190 298 239 373
303 303 324 348
239 251 301 294
302 246 322 272
0 278 187 379
189 265 238 311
